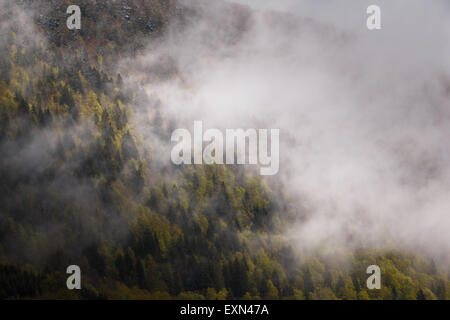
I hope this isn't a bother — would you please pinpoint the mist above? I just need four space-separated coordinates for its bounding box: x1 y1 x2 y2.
2 0 450 266
127 0 450 262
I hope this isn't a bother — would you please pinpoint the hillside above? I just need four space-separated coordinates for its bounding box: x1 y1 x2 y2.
0 0 449 300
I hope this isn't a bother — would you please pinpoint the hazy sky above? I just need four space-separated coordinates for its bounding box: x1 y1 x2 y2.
231 0 450 32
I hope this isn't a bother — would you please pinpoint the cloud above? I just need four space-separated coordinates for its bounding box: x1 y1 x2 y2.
130 0 450 262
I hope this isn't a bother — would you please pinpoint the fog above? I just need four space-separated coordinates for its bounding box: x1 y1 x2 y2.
130 0 450 261
2 0 450 265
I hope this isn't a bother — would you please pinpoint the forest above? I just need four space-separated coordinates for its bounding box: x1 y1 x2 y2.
0 0 449 300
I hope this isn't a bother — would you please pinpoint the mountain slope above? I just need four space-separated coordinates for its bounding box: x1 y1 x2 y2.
0 0 448 300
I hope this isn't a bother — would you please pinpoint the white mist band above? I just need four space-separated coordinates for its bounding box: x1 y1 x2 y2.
171 121 279 176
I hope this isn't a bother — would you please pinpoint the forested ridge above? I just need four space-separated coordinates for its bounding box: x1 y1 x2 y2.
0 0 449 300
